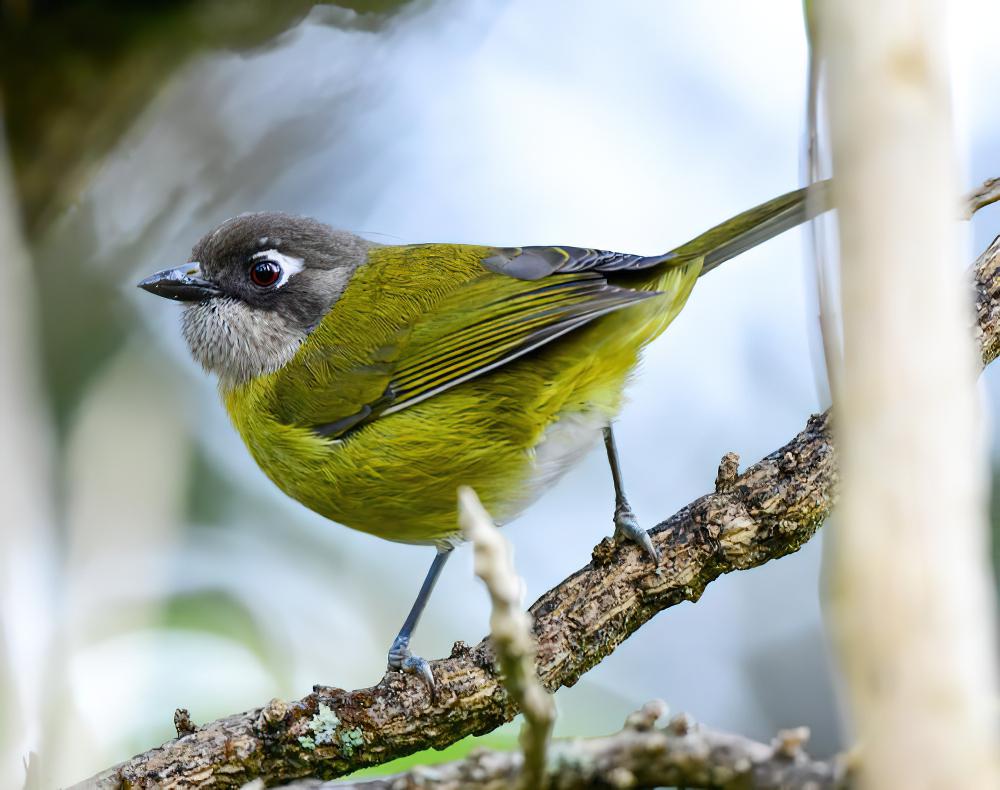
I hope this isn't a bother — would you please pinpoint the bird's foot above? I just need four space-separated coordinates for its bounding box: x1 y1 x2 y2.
613 500 660 564
387 634 435 695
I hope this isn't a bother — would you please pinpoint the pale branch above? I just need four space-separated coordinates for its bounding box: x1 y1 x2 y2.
820 5 1000 787
965 177 1000 220
73 185 1000 790
261 701 850 790
460 487 555 790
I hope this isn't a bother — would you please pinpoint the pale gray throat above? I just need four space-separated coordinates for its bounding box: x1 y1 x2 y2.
178 236 366 388
181 297 307 388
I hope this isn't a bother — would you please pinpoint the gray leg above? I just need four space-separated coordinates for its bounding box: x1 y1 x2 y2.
387 547 452 692
603 425 659 563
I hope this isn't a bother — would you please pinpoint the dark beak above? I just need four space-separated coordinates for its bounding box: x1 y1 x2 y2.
137 263 222 302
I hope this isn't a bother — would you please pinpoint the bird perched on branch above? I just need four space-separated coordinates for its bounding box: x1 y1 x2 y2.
139 183 829 689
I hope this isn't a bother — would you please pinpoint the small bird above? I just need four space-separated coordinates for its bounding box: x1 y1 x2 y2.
139 183 828 689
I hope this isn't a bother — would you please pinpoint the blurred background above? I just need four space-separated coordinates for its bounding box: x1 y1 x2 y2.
1 1 999 786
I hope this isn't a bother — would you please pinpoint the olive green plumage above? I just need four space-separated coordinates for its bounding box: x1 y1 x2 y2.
135 181 830 681
212 184 824 545
137 183 825 547
224 244 699 543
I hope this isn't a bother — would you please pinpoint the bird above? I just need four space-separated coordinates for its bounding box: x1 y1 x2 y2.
138 182 829 690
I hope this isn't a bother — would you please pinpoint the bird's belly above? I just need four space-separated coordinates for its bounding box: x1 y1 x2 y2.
496 409 607 523
229 398 615 547
307 407 607 545
225 306 655 546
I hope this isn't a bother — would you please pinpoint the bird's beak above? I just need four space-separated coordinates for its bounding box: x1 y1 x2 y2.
137 263 222 302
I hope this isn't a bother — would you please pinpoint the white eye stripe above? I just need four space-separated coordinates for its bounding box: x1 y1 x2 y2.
251 249 305 288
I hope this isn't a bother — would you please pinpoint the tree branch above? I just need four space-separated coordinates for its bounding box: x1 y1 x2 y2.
965 177 1000 220
74 192 1000 790
258 701 850 790
819 4 1000 787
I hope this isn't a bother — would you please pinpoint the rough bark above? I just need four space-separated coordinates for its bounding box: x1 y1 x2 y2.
73 207 1000 790
261 702 850 790
75 411 836 790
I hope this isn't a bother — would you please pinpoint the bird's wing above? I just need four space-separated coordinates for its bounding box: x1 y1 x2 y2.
278 258 656 440
365 271 655 419
481 245 678 280
482 181 831 280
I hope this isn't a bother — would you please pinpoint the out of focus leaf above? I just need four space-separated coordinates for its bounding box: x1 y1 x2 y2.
160 590 285 678
0 0 414 234
347 729 519 779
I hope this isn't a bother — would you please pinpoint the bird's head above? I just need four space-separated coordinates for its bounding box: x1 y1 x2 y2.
139 212 368 386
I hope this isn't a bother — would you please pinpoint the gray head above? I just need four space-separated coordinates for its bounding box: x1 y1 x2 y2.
139 212 369 386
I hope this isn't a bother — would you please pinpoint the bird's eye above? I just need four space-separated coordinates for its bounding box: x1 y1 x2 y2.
249 259 282 288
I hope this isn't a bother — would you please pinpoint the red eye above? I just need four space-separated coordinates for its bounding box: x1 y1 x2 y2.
249 259 281 287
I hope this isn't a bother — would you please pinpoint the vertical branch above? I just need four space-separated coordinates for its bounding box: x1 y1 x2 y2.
459 487 555 790
802 0 841 407
819 2 1000 788
0 130 58 789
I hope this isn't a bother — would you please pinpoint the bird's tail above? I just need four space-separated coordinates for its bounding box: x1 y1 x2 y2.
669 179 832 276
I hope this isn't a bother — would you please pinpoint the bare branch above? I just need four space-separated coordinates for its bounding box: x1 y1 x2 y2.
72 181 1000 790
965 177 1000 220
263 701 850 790
459 487 555 790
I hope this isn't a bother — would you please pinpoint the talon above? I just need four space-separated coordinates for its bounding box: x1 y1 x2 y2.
614 502 660 564
387 635 436 696
402 655 436 696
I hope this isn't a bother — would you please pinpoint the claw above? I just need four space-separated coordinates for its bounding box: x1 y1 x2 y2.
387 635 436 696
614 501 660 564
402 655 436 695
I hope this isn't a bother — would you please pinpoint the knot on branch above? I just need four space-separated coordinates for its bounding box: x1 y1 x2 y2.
173 708 197 738
624 699 668 731
256 698 289 734
590 535 619 567
698 496 757 566
773 726 811 760
715 451 741 493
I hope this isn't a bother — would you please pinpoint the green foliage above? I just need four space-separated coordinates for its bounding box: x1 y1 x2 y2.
347 730 519 778
160 589 294 695
989 466 1000 601
0 1 415 233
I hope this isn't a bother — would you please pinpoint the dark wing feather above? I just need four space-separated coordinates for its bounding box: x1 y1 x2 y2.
481 245 677 281
315 271 654 438
313 181 833 438
481 180 832 281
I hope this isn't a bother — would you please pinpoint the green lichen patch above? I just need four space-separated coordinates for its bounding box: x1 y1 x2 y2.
298 735 316 750
339 727 365 757
297 704 365 756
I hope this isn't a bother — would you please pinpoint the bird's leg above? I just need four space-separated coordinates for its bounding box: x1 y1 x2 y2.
387 547 452 693
603 425 659 563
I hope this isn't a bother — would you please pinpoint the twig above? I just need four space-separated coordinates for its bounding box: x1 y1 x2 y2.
459 488 555 790
72 181 1000 790
261 701 850 790
965 177 1000 220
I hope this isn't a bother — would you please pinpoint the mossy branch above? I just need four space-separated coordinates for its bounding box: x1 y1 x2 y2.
72 185 1000 790
258 701 850 790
